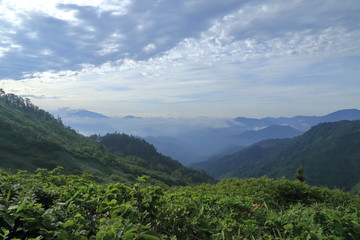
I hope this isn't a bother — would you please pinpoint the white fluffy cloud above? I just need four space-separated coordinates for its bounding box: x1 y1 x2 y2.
0 0 359 117
0 0 132 24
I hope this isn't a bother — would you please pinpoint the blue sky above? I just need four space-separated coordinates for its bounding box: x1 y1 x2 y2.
0 0 359 118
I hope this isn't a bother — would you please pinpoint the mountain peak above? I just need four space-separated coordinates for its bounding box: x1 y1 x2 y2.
123 115 142 119
68 110 109 119
323 109 360 121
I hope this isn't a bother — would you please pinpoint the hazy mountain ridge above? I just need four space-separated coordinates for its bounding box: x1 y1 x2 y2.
0 91 214 185
190 138 289 177
232 125 302 146
194 120 360 190
240 109 360 132
55 108 360 164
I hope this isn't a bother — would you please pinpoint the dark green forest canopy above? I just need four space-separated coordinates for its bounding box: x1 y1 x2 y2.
0 90 213 185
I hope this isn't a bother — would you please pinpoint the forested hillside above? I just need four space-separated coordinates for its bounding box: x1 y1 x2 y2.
191 138 289 177
194 120 360 190
94 133 215 184
0 90 213 185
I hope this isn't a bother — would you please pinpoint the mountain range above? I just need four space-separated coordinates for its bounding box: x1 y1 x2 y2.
0 91 213 185
54 108 360 165
2 90 359 191
192 120 360 190
236 109 360 131
146 109 360 164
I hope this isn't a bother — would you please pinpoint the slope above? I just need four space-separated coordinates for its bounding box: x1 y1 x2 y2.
191 139 289 177
0 90 213 185
93 133 215 184
195 120 360 190
232 125 302 146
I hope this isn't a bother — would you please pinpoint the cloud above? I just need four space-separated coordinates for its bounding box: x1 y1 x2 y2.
0 0 359 117
0 0 132 25
55 106 237 136
0 0 248 79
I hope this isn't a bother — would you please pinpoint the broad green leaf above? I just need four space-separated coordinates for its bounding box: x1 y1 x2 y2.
15 198 27 213
2 214 15 228
63 219 75 228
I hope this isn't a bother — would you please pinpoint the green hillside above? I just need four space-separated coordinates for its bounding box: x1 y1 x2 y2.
94 133 215 184
195 120 360 190
191 138 289 177
0 90 213 185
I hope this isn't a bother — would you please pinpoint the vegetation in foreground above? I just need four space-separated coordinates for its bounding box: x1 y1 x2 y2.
1 168 359 240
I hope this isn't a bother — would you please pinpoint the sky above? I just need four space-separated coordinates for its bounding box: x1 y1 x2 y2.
0 0 359 118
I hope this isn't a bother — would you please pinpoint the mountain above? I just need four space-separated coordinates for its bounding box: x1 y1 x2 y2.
321 109 360 122
54 108 360 165
93 133 214 184
123 115 142 119
67 109 109 119
233 117 271 128
51 108 116 135
232 125 302 146
145 136 203 165
0 90 214 185
238 109 360 132
194 120 360 190
190 139 287 177
188 125 301 166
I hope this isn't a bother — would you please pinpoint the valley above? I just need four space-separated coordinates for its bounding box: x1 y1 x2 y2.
1 91 360 239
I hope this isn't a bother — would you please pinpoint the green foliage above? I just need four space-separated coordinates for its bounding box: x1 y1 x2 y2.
97 133 215 185
0 90 213 186
0 170 359 239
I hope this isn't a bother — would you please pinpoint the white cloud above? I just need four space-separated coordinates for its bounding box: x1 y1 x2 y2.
41 49 54 56
97 32 125 56
0 0 133 25
143 43 156 53
1 0 359 117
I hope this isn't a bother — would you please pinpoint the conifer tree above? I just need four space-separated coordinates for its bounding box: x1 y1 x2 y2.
295 166 306 182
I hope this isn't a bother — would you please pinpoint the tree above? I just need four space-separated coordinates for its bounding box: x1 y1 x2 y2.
295 166 306 182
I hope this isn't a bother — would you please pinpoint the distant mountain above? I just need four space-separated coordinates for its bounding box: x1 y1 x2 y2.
149 110 360 164
54 108 360 165
233 117 271 128
321 109 360 122
190 139 286 177
189 125 301 166
123 115 142 119
145 136 203 165
201 144 245 163
0 90 214 185
194 120 360 190
51 108 116 135
236 109 360 132
232 125 302 146
68 110 109 119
